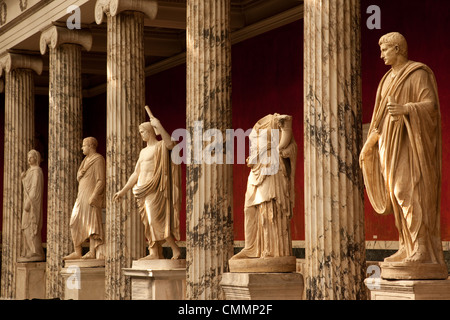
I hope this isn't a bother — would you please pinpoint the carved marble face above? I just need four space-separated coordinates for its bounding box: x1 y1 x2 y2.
380 43 399 66
139 124 156 142
139 127 151 142
81 140 92 156
28 153 37 166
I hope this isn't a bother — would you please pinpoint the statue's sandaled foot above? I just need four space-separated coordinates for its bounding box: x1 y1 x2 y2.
384 248 407 263
63 252 82 261
139 253 159 260
171 247 181 260
82 251 96 259
230 249 251 260
404 248 431 263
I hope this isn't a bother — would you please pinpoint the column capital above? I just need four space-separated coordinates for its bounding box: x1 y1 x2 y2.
95 0 158 24
0 52 43 77
40 25 93 55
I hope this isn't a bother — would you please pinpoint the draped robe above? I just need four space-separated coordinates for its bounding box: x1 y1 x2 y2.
21 166 45 259
361 61 444 265
132 140 181 247
237 114 297 258
70 153 105 249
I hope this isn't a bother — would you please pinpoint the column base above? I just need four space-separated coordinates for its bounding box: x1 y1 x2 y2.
220 272 304 300
123 259 186 300
15 262 46 299
365 277 450 300
60 259 105 300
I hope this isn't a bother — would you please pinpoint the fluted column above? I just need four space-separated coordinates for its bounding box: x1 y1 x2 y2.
186 0 234 300
0 53 43 299
303 0 366 300
95 0 157 300
40 25 92 299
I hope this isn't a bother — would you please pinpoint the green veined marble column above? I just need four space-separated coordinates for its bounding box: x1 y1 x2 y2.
0 53 42 299
95 0 157 300
186 0 234 300
40 25 92 299
303 0 366 300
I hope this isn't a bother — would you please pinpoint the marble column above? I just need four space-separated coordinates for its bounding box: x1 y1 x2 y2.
186 0 234 300
303 0 366 300
95 0 157 300
0 53 43 299
40 25 92 299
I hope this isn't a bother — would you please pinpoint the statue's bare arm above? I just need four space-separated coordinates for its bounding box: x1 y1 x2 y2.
113 158 141 201
150 117 175 150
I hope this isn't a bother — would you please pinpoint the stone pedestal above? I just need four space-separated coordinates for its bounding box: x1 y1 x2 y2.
365 277 450 300
123 260 186 300
380 261 448 280
220 272 304 300
15 262 46 300
61 259 105 300
229 256 296 273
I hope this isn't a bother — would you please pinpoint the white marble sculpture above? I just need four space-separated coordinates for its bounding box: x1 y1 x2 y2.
19 150 45 262
114 106 181 260
360 32 447 279
64 137 106 260
230 113 297 272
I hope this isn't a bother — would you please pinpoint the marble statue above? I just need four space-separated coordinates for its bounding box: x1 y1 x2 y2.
64 137 106 260
230 113 297 272
114 106 181 260
19 150 45 262
360 32 447 279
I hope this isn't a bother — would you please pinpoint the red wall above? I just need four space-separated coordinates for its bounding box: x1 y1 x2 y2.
146 21 304 242
145 66 187 241
145 21 304 242
231 21 304 240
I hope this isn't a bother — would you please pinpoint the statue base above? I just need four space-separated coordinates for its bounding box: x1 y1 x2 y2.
61 259 105 300
123 259 186 300
17 255 45 263
380 261 448 280
365 277 450 300
220 272 304 300
15 262 46 299
228 256 296 273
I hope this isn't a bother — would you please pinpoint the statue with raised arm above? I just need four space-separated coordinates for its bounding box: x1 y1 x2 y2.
64 137 106 260
114 106 181 260
360 32 447 279
230 113 297 272
19 150 45 262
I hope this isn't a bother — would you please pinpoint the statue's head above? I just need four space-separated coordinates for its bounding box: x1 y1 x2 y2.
378 32 408 66
27 149 42 166
82 137 98 155
139 122 156 141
